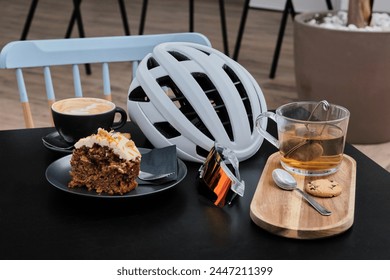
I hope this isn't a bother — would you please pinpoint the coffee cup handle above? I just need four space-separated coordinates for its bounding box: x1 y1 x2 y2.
255 112 280 149
111 107 128 130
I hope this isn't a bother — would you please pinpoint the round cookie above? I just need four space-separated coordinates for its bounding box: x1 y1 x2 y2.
305 179 342 198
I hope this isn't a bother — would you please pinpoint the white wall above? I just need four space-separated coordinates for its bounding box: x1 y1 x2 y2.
250 0 390 12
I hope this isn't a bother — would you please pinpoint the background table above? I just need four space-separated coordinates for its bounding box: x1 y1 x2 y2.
0 123 389 259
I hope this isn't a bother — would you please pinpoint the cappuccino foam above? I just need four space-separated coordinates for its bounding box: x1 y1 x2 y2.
53 98 114 115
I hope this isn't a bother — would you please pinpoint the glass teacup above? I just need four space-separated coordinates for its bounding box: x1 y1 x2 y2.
256 101 350 176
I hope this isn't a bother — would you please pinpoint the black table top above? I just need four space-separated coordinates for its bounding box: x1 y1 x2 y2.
0 122 389 260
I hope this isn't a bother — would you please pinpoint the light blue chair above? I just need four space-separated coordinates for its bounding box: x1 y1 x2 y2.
0 33 211 128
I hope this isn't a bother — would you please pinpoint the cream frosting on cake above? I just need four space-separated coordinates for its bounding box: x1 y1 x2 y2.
74 128 141 161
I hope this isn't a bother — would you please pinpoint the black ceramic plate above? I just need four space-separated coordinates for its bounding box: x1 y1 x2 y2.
45 151 187 198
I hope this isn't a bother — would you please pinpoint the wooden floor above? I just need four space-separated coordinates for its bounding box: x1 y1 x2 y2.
0 0 389 171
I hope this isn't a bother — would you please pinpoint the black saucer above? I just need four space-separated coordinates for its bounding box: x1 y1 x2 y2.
42 131 74 153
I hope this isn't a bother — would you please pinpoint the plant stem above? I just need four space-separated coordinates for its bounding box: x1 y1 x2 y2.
347 0 374 27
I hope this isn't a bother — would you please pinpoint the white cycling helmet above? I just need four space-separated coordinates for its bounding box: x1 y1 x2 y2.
127 42 267 162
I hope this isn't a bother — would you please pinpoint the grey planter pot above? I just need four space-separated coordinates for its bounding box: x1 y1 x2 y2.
294 11 390 144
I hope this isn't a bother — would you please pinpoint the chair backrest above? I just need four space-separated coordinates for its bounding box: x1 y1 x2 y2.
0 33 211 128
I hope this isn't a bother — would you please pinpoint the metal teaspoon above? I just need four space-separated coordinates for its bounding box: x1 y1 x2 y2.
272 168 332 216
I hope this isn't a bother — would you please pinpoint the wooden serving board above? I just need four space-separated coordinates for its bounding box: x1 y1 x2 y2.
250 152 356 239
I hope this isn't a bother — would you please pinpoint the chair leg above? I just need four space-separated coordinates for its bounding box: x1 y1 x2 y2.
139 0 148 35
233 0 250 61
118 0 131 35
269 0 294 79
218 0 229 56
21 0 39 40
22 102 35 128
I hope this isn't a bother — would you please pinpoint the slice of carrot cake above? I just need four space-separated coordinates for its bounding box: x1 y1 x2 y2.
69 128 141 195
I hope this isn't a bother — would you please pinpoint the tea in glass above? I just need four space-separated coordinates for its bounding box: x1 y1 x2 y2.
279 123 344 175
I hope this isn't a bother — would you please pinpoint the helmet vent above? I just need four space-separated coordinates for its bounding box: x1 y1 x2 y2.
192 73 234 141
153 122 181 139
157 76 215 141
168 51 190 62
223 65 254 133
147 57 160 70
195 48 211 56
196 145 210 158
128 86 150 102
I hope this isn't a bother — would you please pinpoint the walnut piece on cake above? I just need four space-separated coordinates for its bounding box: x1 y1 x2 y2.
69 128 141 195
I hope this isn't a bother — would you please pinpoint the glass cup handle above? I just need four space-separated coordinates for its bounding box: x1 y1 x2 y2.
255 112 280 149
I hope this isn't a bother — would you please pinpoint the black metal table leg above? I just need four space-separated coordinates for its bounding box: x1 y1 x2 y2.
118 0 131 35
65 0 78 38
139 0 148 35
189 0 194 32
21 0 39 40
233 0 250 61
65 0 91 75
269 0 295 79
234 0 332 78
218 0 229 56
326 0 333 10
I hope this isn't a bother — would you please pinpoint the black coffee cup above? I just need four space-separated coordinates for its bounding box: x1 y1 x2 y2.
51 97 127 144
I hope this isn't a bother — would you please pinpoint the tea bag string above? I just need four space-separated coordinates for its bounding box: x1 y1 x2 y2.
306 100 330 135
285 100 330 158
